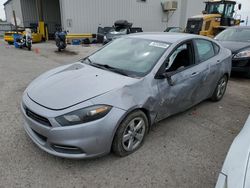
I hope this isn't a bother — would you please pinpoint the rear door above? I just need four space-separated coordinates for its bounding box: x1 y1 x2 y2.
193 39 221 100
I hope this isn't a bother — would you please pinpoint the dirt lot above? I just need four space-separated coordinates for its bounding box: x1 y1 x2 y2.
0 39 249 188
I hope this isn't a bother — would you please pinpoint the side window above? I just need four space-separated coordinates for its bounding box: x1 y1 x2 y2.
194 39 215 62
166 42 194 72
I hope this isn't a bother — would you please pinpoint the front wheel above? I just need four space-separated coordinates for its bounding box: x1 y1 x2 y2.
211 75 228 101
112 110 149 157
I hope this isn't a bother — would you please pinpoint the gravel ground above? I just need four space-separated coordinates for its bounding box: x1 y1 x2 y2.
0 39 249 188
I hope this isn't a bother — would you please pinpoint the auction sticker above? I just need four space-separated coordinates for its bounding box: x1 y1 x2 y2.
149 42 169 49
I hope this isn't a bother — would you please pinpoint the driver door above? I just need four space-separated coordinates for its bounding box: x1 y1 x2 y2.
156 40 203 120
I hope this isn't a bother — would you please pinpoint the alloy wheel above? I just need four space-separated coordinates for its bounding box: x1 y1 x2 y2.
216 76 227 99
122 117 146 152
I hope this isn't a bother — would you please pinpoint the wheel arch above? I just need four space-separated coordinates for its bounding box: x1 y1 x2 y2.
110 106 155 151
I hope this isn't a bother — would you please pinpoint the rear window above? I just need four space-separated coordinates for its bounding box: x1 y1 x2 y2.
215 28 250 42
194 39 215 62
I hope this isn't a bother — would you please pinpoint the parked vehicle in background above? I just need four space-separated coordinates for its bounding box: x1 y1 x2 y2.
215 115 250 188
186 0 242 38
97 26 113 43
164 27 183 33
55 30 67 52
21 33 231 159
103 20 143 44
215 26 250 78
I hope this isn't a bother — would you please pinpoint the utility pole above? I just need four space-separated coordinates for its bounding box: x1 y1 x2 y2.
12 10 18 33
246 16 249 26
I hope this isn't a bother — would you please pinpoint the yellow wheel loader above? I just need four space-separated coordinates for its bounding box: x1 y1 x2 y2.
186 0 243 38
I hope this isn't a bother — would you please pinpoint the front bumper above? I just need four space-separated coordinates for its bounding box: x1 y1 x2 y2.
232 58 250 73
21 98 126 159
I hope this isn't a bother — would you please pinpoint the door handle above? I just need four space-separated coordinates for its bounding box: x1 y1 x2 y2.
191 72 200 77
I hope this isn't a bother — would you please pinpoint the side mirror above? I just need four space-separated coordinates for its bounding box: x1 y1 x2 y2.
155 71 175 86
238 4 242 10
163 72 175 86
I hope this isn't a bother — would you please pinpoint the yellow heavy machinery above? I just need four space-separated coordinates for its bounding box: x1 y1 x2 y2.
4 0 48 44
186 0 243 38
4 22 48 44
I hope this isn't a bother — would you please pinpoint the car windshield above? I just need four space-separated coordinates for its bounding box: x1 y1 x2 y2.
86 38 170 77
215 28 250 42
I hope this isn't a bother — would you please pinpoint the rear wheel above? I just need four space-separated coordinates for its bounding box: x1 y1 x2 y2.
211 75 228 101
112 110 149 157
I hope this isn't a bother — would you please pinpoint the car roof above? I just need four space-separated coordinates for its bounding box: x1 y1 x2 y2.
127 32 207 43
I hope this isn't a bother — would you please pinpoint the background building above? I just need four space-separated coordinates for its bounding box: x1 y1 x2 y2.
4 0 204 34
4 0 61 35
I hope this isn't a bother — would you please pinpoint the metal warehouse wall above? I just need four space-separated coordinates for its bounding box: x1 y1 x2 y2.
185 0 204 25
4 0 24 27
20 0 38 27
20 0 61 34
42 0 61 33
59 0 204 34
59 0 188 33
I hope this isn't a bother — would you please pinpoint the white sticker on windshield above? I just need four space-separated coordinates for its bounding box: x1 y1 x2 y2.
149 42 169 49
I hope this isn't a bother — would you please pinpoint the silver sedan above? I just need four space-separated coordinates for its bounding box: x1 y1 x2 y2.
21 33 232 159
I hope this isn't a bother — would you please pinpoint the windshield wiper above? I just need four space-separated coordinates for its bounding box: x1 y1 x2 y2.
90 62 129 76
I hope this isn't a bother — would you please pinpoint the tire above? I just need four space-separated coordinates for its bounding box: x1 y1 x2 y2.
211 75 228 102
112 110 149 157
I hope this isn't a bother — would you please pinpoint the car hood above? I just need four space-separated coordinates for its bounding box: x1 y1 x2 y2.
218 41 250 54
27 62 137 110
219 115 250 188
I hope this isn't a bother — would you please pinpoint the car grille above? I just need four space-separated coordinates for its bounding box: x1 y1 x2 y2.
186 18 203 34
25 106 52 127
32 128 47 142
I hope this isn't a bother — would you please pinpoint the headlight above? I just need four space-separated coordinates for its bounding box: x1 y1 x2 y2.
56 105 112 126
215 17 221 22
104 35 107 40
233 49 250 59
